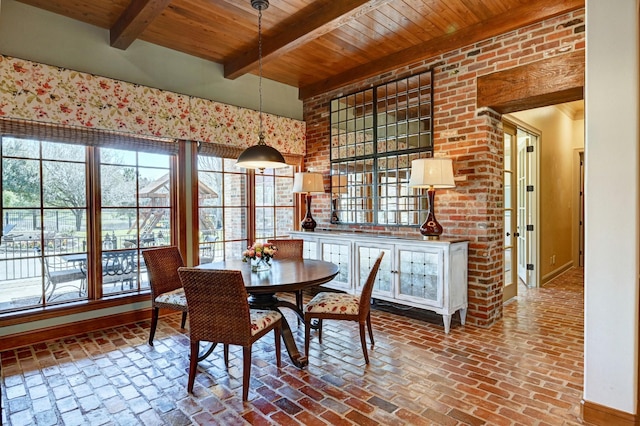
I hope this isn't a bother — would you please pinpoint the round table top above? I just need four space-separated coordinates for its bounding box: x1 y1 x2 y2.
196 258 339 294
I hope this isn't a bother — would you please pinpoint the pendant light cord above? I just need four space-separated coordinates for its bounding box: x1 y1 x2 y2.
257 7 265 145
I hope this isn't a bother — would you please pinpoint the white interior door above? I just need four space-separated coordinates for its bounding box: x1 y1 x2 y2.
503 122 517 301
516 129 539 287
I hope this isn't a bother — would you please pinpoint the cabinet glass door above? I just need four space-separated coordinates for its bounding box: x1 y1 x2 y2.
396 248 443 307
301 240 318 260
356 245 392 297
320 241 351 292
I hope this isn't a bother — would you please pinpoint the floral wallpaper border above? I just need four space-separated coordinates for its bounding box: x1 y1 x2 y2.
0 55 305 155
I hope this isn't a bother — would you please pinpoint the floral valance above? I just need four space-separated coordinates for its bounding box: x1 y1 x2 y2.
0 55 305 156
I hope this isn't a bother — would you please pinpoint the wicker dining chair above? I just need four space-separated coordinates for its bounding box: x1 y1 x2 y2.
142 246 188 346
304 252 384 364
267 239 304 311
178 267 282 400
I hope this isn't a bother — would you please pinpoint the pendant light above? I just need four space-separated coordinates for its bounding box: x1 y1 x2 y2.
236 0 287 171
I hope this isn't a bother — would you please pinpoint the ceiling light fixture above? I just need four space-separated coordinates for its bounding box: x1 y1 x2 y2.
236 0 287 172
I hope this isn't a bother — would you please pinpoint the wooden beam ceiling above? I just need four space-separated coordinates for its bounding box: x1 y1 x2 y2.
225 0 397 80
299 0 584 99
110 0 173 49
15 0 585 101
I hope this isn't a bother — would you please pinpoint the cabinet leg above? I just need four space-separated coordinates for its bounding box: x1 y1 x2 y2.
443 314 452 334
459 308 467 325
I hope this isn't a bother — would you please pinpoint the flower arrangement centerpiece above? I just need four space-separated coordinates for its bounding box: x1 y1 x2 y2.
242 241 277 272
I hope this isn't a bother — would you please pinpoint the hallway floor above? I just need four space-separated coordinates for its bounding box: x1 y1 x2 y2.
1 268 585 425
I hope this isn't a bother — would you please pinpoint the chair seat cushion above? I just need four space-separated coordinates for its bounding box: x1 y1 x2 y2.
305 292 359 315
155 288 187 307
250 309 282 335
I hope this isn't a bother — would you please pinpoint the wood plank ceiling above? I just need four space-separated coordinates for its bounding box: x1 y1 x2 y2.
15 0 584 99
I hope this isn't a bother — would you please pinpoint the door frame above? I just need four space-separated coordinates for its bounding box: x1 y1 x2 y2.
573 149 585 268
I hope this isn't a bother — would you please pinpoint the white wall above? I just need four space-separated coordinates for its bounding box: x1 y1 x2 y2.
585 0 639 413
0 0 303 120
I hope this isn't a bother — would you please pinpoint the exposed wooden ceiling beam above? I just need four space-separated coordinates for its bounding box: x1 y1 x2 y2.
110 0 172 50
477 50 584 114
299 0 585 99
224 0 395 80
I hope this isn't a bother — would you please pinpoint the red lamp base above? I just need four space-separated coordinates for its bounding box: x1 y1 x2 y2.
420 187 443 240
301 195 317 231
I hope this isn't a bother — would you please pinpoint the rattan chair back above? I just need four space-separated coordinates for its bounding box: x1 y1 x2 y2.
267 239 303 260
142 246 185 301
141 246 188 345
178 267 282 400
267 238 305 314
177 267 253 345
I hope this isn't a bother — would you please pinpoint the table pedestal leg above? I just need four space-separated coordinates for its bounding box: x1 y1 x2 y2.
248 293 308 368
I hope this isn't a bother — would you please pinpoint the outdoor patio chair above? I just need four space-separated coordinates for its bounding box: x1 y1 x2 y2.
304 252 384 364
43 256 86 302
141 246 188 346
178 267 282 400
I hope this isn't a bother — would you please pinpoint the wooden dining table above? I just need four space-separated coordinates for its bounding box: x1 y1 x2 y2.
196 258 339 368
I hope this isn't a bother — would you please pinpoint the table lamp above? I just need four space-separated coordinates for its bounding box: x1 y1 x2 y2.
331 174 347 222
292 172 325 231
408 158 455 240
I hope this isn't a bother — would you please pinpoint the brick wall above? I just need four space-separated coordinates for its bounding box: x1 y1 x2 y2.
302 9 585 327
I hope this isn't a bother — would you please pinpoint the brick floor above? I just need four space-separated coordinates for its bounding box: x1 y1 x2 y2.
1 268 586 425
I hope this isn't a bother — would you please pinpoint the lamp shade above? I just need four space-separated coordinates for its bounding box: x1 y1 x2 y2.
408 158 455 189
331 175 348 194
236 143 287 170
292 172 325 193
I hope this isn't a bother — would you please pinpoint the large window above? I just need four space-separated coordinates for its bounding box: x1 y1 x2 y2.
255 167 295 240
330 70 434 226
197 154 295 264
0 134 297 315
1 138 88 309
100 148 173 295
197 156 247 263
0 136 175 312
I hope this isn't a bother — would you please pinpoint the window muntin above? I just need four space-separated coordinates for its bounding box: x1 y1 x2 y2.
330 70 434 226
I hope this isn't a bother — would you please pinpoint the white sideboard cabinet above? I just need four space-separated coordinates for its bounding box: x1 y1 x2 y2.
289 231 469 333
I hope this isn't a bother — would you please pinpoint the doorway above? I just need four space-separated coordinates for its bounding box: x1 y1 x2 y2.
504 100 584 294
